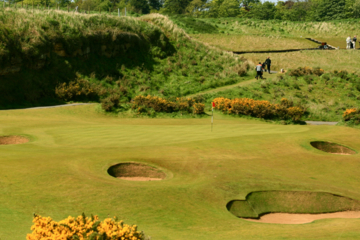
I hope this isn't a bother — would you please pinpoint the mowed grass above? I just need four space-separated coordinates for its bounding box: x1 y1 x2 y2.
191 34 318 51
313 37 360 49
242 50 360 73
314 37 349 49
1 105 360 239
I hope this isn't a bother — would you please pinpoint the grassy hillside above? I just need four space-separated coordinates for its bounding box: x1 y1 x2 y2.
199 70 360 122
0 10 248 109
1 105 360 239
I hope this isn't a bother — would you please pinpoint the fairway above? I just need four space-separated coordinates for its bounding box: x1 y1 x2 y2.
191 34 318 51
1 105 360 239
242 50 360 73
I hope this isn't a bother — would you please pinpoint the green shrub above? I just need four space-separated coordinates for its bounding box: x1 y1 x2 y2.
304 75 314 84
101 94 121 112
132 95 204 115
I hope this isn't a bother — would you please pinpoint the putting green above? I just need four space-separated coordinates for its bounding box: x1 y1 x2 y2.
0 105 360 239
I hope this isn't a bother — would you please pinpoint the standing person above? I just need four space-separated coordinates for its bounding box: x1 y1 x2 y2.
265 57 271 73
353 35 357 49
346 36 351 49
255 62 264 80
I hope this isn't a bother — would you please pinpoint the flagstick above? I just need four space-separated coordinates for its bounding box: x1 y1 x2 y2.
211 106 213 132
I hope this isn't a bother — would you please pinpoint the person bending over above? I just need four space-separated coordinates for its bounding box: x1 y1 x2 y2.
353 36 357 49
255 62 264 80
346 36 351 49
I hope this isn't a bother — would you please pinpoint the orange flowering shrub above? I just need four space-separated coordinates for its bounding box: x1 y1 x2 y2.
287 107 304 121
27 214 144 240
132 95 204 114
193 102 205 114
343 108 360 124
213 97 304 121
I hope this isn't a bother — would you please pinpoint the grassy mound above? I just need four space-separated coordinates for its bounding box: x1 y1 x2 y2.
0 10 247 109
227 191 360 219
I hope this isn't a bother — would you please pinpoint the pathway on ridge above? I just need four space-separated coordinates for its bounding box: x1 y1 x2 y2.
186 78 257 98
187 71 278 98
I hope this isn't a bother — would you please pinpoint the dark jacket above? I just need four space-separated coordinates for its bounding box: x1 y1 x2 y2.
265 58 271 66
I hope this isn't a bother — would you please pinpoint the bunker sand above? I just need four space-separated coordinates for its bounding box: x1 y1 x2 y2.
118 177 163 181
0 136 28 145
244 211 360 224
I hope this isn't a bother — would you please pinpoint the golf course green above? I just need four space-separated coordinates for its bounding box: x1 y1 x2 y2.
1 104 360 239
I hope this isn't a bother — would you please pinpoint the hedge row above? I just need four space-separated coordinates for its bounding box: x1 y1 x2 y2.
213 97 304 121
132 95 205 114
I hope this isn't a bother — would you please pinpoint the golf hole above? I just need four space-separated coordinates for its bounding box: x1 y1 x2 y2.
227 191 360 224
107 162 166 181
310 141 356 155
0 136 29 145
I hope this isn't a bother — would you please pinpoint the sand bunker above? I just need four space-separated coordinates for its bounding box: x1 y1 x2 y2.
244 211 360 224
0 136 28 145
107 162 166 181
227 191 360 224
310 141 356 155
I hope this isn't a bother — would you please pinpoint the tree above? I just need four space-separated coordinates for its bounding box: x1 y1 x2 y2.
248 1 276 20
185 0 206 17
354 0 360 18
312 0 346 21
205 0 223 17
218 0 240 17
130 0 150 13
240 0 259 9
149 0 162 10
161 0 192 14
23 0 52 6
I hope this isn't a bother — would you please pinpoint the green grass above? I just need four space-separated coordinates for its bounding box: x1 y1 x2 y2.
198 71 360 122
1 105 360 239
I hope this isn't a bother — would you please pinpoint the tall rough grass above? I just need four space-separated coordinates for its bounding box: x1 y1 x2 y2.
0 8 155 58
0 9 249 110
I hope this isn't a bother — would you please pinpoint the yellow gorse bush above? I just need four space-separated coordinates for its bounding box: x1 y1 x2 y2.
55 78 98 101
343 108 357 118
343 108 360 124
213 97 304 121
132 95 204 114
27 214 144 240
